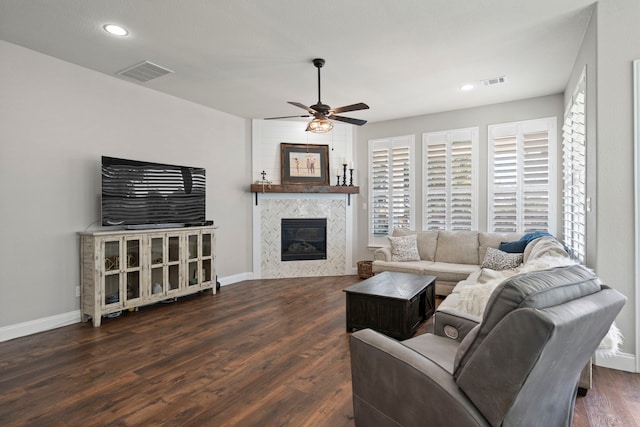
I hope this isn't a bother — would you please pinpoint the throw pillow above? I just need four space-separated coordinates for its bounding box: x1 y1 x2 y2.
387 234 421 262
481 247 523 270
499 240 527 253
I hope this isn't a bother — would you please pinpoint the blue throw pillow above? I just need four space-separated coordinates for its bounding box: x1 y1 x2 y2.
499 240 527 253
521 231 552 243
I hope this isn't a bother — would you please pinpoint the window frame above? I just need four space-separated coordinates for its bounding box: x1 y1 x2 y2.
368 135 416 246
562 69 587 263
487 117 558 234
422 127 479 231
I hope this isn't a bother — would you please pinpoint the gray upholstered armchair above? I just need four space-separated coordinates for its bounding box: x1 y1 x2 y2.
349 265 626 427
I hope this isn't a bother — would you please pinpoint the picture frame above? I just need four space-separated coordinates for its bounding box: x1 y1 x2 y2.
280 143 330 185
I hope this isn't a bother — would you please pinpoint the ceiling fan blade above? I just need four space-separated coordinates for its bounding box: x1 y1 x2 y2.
329 115 367 126
264 115 310 120
288 101 317 114
330 102 370 114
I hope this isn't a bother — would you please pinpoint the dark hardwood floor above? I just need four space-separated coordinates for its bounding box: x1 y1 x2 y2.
0 275 638 426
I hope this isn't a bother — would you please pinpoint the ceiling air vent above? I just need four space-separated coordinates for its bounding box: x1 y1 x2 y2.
481 76 507 87
117 61 173 82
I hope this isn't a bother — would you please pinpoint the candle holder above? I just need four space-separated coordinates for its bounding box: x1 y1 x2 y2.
342 164 348 186
336 175 341 186
349 168 354 186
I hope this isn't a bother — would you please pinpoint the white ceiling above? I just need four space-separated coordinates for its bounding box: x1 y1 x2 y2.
0 0 595 124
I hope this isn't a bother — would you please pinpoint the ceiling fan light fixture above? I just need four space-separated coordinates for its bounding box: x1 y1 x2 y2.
307 117 333 133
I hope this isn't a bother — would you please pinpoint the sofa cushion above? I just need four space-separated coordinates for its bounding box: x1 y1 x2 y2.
401 333 459 374
481 247 523 270
424 262 480 283
450 277 480 293
371 260 433 275
387 234 421 261
478 232 523 262
453 325 480 372
392 228 438 261
435 230 479 264
453 264 602 379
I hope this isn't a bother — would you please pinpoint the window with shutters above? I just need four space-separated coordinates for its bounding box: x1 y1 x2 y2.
562 72 586 263
423 128 479 230
488 117 557 234
368 135 415 246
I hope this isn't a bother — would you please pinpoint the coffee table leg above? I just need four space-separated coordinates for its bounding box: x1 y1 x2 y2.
425 281 435 319
345 294 352 332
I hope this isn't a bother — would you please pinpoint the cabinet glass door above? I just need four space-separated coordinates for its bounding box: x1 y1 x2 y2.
124 238 141 303
103 239 121 307
150 237 165 296
202 232 214 285
167 235 181 293
187 234 200 287
202 258 213 283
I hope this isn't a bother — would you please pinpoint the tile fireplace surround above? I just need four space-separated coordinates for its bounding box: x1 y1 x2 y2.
252 193 354 278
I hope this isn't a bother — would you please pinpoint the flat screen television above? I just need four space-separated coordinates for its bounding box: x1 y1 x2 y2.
101 156 206 228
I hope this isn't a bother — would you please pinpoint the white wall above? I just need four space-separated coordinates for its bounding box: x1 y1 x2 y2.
590 0 640 370
251 119 355 185
0 41 252 330
353 95 564 263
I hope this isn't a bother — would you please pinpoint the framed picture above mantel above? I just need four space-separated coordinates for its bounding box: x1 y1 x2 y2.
280 143 330 185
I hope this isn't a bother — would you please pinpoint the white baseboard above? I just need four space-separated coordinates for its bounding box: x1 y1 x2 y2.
0 310 81 343
218 272 254 286
594 351 637 373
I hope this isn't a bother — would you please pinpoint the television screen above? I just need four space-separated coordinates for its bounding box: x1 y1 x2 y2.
101 156 206 228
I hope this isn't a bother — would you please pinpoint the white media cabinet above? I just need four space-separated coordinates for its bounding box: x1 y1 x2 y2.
79 226 216 326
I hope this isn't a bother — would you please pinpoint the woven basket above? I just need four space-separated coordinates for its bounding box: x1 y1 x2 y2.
357 260 374 279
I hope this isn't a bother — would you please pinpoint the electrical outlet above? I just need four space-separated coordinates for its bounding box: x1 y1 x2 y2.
75 286 80 297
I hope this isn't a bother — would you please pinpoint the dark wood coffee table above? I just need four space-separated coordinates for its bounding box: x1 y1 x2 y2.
343 271 436 340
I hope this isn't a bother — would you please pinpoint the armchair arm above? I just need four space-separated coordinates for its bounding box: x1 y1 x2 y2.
433 307 481 342
350 329 489 427
373 246 392 261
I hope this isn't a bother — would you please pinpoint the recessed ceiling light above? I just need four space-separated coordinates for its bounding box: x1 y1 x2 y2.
460 84 474 91
103 24 128 36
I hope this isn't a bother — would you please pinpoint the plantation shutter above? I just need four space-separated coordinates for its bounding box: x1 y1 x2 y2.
562 77 586 263
488 118 557 234
371 146 390 237
491 131 519 232
425 141 447 229
523 131 550 231
369 136 415 245
423 128 478 230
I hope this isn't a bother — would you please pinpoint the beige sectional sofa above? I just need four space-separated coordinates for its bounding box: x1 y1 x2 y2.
372 228 600 390
433 235 573 340
372 229 524 296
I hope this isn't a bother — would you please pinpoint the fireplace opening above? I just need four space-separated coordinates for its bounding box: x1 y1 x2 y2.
281 218 327 261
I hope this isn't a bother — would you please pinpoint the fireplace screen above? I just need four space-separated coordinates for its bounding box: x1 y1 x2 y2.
281 218 327 261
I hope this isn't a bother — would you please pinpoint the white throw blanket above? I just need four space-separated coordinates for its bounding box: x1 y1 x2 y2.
456 255 623 356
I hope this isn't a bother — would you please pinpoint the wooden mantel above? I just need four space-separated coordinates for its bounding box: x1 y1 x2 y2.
250 184 359 205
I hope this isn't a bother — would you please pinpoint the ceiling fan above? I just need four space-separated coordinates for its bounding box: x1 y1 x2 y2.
265 58 369 133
